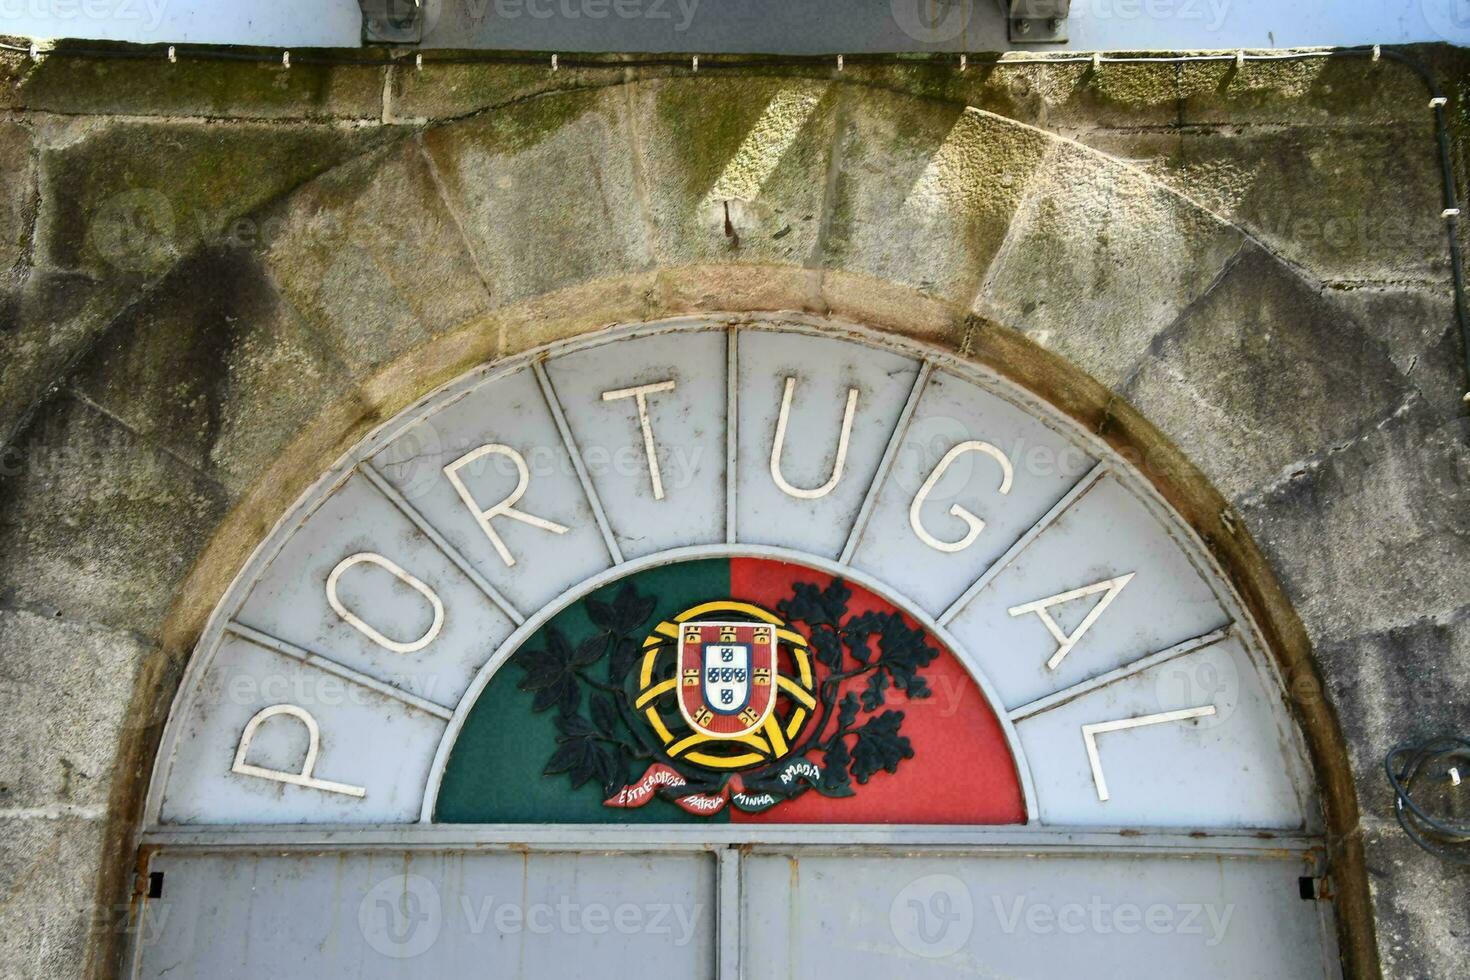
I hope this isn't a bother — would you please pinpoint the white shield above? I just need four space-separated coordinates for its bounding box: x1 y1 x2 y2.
702 643 751 715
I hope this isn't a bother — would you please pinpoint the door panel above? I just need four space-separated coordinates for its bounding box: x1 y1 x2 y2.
740 850 1337 979
133 850 716 980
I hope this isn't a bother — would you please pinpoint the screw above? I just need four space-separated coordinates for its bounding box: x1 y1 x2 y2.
1015 19 1031 35
1048 17 1062 32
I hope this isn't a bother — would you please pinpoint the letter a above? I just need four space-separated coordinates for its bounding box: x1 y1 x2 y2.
1008 573 1135 670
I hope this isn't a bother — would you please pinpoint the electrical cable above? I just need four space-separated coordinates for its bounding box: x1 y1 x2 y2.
1385 735 1470 864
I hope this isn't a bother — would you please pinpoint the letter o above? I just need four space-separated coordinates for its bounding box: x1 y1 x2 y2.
326 552 445 654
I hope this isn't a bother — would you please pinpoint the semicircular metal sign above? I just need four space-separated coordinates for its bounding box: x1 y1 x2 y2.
134 314 1337 980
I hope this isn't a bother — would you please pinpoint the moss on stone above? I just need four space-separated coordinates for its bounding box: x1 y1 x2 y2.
35 119 396 278
651 76 786 201
1180 55 1425 125
421 86 651 303
1152 126 1445 283
392 59 612 120
255 138 495 374
633 76 838 266
18 45 385 120
822 88 1051 304
0 118 35 272
447 83 608 154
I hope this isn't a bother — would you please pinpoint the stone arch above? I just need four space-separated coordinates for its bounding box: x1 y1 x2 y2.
5 75 1442 978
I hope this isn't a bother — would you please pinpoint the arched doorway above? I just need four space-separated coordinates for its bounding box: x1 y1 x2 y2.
133 315 1338 977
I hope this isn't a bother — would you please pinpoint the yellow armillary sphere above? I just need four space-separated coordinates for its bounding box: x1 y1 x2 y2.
635 599 817 771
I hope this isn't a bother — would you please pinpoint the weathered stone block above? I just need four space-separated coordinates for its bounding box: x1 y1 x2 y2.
1014 61 1185 133
1314 606 1470 820
847 60 1185 134
0 815 105 980
0 46 26 110
975 138 1243 389
0 392 232 635
0 118 32 277
1236 403 1470 641
1181 56 1429 127
1333 285 1467 421
823 99 1050 306
659 262 818 315
0 609 150 810
1064 128 1181 172
1362 820 1470 980
632 76 837 268
820 268 967 343
258 136 495 373
33 117 391 280
1121 244 1414 500
421 87 653 305
487 272 664 358
1151 127 1446 284
67 247 359 498
17 51 384 120
389 58 607 120
0 272 136 448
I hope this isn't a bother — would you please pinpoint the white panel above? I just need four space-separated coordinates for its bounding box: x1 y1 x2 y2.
850 371 1095 613
949 475 1231 709
370 366 613 612
160 639 443 824
150 319 1321 842
8 0 1468 52
742 850 1336 979
134 850 716 979
234 473 515 707
736 331 920 558
1015 636 1308 829
546 331 727 558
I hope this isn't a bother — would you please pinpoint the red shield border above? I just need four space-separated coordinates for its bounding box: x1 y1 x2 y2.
677 621 777 738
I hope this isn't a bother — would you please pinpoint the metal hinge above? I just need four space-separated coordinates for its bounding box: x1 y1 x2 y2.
358 0 425 44
1008 0 1070 43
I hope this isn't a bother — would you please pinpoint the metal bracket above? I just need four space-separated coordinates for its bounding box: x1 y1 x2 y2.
1007 0 1070 43
357 0 424 45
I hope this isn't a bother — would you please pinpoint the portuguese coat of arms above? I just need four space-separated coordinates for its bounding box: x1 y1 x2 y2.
512 568 942 818
677 621 776 738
